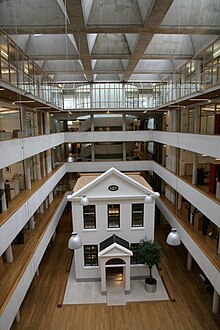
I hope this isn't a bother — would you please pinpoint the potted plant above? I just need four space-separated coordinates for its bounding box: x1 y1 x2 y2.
197 167 208 186
137 237 162 293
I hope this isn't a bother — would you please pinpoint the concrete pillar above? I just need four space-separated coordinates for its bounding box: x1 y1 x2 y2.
39 203 44 214
192 153 198 185
91 114 94 131
45 197 49 209
122 114 126 131
36 267 40 277
212 289 219 314
218 233 220 254
91 143 95 161
46 150 52 174
177 194 182 210
0 169 7 211
29 216 35 229
45 112 50 134
190 205 195 224
123 142 126 161
19 106 26 133
24 159 32 190
52 230 56 241
5 244 13 263
194 106 200 134
36 154 42 180
187 252 192 270
48 191 53 204
15 310 20 323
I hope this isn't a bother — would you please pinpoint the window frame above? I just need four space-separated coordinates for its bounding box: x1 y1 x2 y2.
108 204 120 228
130 243 141 264
83 205 96 229
131 203 144 227
83 245 98 266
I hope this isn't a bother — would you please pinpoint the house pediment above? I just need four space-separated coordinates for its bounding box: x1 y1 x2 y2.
98 243 133 258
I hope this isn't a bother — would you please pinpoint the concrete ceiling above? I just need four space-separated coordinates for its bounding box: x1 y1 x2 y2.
0 0 220 84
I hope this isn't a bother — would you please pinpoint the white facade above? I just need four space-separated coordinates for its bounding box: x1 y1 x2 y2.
67 167 159 293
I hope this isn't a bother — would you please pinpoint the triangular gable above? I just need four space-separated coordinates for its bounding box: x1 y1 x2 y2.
67 167 159 201
98 242 133 258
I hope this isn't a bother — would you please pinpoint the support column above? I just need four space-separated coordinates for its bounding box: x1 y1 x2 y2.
212 289 220 314
29 216 35 229
5 244 13 263
24 159 31 190
46 149 52 174
194 106 200 134
0 169 7 211
192 153 198 185
39 203 44 214
15 310 20 323
218 233 220 254
48 191 54 204
122 114 126 131
91 114 94 131
36 267 40 277
91 143 95 161
190 205 195 224
187 252 192 270
123 142 126 161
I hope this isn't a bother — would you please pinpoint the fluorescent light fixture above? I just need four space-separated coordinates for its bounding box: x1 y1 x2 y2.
189 98 210 101
35 106 51 109
215 158 220 161
24 68 29 74
14 100 35 103
202 154 207 157
34 34 43 37
1 50 8 58
0 88 5 91
213 49 220 58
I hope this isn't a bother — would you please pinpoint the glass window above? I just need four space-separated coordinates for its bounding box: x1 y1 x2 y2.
83 205 96 229
108 204 120 228
132 204 144 227
130 243 141 264
84 245 98 266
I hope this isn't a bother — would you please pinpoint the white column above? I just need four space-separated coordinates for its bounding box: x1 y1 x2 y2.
187 252 192 270
212 289 220 314
0 169 7 211
91 143 95 161
124 262 130 293
15 310 20 323
218 233 220 254
39 203 44 213
36 267 40 277
123 142 126 161
194 106 200 134
122 114 126 131
24 159 32 190
190 205 195 224
192 153 198 185
5 244 13 263
91 114 94 131
48 191 54 204
46 150 52 174
29 216 35 229
36 154 42 180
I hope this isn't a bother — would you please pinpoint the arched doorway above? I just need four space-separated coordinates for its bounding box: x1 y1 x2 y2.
106 258 125 285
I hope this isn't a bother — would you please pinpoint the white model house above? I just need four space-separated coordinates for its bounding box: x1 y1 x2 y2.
67 167 159 294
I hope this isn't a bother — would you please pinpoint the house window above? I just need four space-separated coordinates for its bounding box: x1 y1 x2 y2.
130 243 141 264
83 205 96 229
108 204 120 228
132 203 144 227
84 245 98 266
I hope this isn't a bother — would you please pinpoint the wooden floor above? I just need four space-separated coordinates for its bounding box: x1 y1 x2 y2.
10 211 220 330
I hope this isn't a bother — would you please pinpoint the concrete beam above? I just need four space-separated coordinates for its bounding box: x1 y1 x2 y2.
66 0 93 81
123 0 174 81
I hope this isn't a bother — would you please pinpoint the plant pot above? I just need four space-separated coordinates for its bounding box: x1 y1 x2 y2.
145 277 157 293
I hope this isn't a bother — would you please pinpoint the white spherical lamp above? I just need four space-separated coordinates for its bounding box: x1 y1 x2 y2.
144 194 153 204
80 195 89 206
68 232 82 250
166 228 181 246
